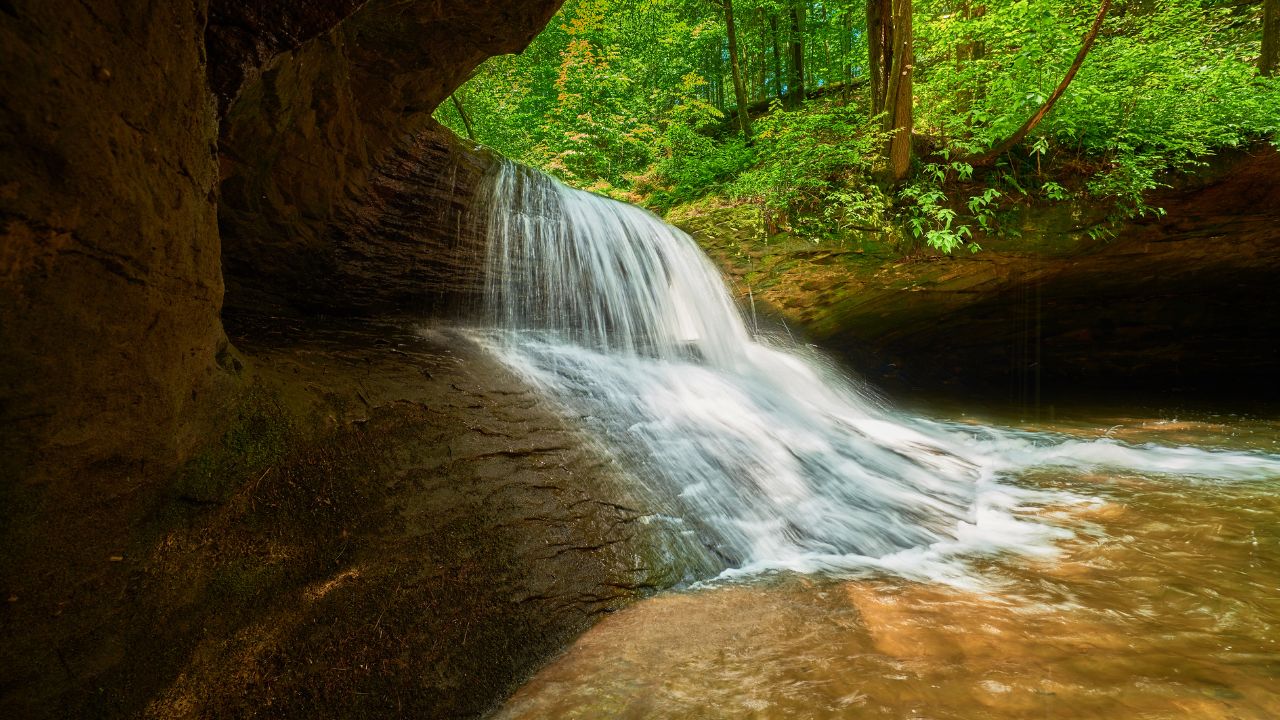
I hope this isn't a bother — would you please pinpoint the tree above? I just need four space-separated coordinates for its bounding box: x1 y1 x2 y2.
711 0 753 138
437 0 1280 242
840 5 854 89
955 2 986 113
1264 0 1279 77
770 13 785 100
450 93 477 141
963 0 1111 167
787 1 806 108
868 0 913 183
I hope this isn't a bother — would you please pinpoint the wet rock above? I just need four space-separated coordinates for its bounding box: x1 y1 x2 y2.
130 317 689 719
1 13 230 699
223 124 500 316
3 315 691 719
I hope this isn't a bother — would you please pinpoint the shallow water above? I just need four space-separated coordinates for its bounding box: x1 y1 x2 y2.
494 411 1280 719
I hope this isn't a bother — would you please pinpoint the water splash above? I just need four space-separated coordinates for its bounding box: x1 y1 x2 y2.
476 161 1280 581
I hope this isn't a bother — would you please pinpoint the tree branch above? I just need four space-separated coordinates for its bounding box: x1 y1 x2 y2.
451 94 476 141
962 0 1112 167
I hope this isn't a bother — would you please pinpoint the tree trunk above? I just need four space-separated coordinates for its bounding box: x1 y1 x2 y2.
770 15 785 100
955 4 975 101
1264 0 1279 77
821 19 833 88
867 0 885 114
972 5 988 96
842 7 853 90
723 0 753 138
711 43 725 111
450 93 476 141
884 0 913 182
755 8 769 102
788 3 806 108
965 0 1111 167
868 0 913 183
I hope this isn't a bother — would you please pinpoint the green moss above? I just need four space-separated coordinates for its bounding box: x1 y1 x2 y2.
173 385 296 504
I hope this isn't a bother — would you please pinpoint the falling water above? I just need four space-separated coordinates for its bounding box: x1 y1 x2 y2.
476 161 1280 581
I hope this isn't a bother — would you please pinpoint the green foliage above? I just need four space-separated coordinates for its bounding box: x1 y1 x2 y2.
916 0 1280 219
651 128 755 208
437 0 1279 254
732 101 891 240
898 162 998 254
437 0 718 188
644 76 757 208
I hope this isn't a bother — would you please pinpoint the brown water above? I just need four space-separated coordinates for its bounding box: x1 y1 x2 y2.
495 410 1280 719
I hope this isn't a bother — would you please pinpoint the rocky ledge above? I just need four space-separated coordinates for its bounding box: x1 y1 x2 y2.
3 316 685 719
675 144 1280 408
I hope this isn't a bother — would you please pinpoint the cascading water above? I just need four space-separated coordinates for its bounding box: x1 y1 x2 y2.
476 161 1280 581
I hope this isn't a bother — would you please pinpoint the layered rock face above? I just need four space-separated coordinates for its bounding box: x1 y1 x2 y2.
0 0 228 593
825 146 1280 404
223 123 499 314
1 0 562 494
216 0 560 315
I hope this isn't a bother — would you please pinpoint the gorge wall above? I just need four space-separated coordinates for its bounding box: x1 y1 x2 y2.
1 0 562 494
1 1 564 716
1 0 229 627
215 1 556 315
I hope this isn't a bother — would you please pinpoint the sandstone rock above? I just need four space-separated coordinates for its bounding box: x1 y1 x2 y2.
0 3 572 717
0 0 227 578
215 0 564 315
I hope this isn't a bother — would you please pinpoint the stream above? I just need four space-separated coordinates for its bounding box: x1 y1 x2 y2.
476 163 1280 717
491 409 1280 718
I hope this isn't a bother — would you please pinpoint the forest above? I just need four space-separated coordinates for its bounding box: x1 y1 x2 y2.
439 0 1280 252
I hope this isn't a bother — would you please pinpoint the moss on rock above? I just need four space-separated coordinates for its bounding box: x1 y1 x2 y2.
174 386 295 505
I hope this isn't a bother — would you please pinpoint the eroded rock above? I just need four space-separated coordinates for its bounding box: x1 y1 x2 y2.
215 1 563 315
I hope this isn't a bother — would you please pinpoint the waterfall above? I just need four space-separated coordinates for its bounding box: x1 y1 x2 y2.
484 162 749 366
475 161 1280 580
